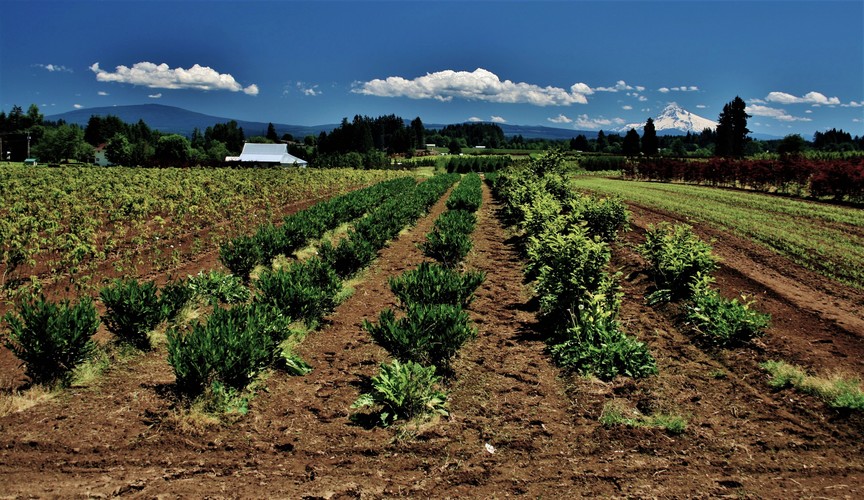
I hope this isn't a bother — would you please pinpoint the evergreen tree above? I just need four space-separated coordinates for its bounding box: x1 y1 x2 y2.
266 122 279 142
622 128 641 156
641 118 658 156
570 134 590 151
715 96 750 157
595 130 608 152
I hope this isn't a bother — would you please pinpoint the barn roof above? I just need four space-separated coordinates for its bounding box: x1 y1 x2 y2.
238 143 307 165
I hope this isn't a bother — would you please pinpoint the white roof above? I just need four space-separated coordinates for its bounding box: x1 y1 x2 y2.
239 143 307 165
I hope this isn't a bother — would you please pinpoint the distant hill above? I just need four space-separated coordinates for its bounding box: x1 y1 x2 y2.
47 104 336 139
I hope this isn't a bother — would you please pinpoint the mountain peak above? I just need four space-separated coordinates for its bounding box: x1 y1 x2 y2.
620 103 717 134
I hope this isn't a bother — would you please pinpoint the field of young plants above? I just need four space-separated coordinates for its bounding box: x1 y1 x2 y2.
0 157 862 497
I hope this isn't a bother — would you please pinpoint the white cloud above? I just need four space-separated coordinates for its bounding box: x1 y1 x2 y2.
696 104 707 109
353 68 592 106
573 114 625 130
35 63 72 73
747 104 812 122
594 80 636 92
842 101 862 108
90 61 259 95
148 93 162 99
658 87 670 93
765 91 840 106
659 85 698 92
622 105 633 110
467 116 484 122
490 116 507 124
547 114 573 124
73 104 83 109
97 91 109 96
638 96 648 102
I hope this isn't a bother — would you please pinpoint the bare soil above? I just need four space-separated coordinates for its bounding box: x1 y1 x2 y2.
0 183 862 497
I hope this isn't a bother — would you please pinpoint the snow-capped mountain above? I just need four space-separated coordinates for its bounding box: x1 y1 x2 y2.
619 103 717 134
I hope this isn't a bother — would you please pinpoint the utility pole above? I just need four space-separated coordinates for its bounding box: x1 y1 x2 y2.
27 134 31 158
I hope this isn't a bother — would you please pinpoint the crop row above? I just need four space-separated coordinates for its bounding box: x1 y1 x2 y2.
623 156 864 202
3 174 459 410
491 154 656 379
0 166 409 293
355 173 485 426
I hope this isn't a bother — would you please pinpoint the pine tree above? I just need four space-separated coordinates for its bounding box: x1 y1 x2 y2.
623 128 641 157
715 96 750 157
641 118 658 156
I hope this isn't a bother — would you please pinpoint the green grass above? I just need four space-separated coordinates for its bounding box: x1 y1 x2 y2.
599 401 687 435
761 360 864 411
571 177 864 289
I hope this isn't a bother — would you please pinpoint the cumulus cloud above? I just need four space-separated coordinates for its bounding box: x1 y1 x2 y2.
467 116 484 122
696 104 707 109
547 114 573 124
765 91 840 106
90 62 259 95
34 63 72 73
622 105 633 110
73 104 83 109
353 68 592 106
573 114 625 130
659 85 698 93
490 116 507 123
148 93 162 99
97 91 109 96
747 104 812 122
842 101 862 108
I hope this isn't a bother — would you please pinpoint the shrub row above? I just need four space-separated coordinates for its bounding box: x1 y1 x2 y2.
623 157 864 202
220 176 417 281
639 223 770 346
444 155 512 174
422 173 482 268
492 153 656 380
356 175 485 426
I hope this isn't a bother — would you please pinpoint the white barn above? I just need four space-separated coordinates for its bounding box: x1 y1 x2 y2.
237 143 308 167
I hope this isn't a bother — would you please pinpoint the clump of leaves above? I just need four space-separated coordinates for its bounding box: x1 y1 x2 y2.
100 278 163 350
352 359 448 427
188 270 250 304
317 234 377 279
549 293 657 380
639 222 718 303
389 262 485 308
255 257 341 326
364 303 476 371
3 295 99 387
599 401 687 435
686 273 770 346
219 235 263 284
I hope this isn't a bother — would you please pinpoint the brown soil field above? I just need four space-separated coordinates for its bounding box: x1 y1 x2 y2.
0 182 862 497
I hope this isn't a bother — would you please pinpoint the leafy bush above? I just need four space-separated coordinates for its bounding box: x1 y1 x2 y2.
99 278 163 350
219 235 263 284
317 234 377 279
364 303 476 370
686 274 770 346
187 270 250 304
167 303 280 396
549 293 657 379
389 262 485 308
639 222 718 302
445 173 482 212
3 295 99 386
421 228 474 268
566 195 630 242
159 278 194 322
255 257 341 325
352 359 448 426
529 228 614 321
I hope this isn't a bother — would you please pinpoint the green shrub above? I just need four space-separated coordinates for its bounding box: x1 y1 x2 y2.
3 295 99 386
255 257 341 325
99 278 163 350
530 228 613 321
686 274 770 346
364 303 476 370
352 359 448 427
389 262 485 308
188 270 250 304
420 228 474 268
317 234 377 279
445 173 482 212
433 209 477 235
599 401 686 435
167 303 279 396
639 222 718 302
566 195 630 242
219 235 263 284
159 278 194 322
549 293 657 379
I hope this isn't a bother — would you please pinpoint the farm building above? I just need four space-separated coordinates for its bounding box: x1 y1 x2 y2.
236 143 307 167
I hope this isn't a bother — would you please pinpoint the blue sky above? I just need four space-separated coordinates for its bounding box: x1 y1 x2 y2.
1 0 862 137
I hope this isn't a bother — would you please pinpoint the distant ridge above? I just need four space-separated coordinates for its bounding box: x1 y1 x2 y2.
47 104 336 139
